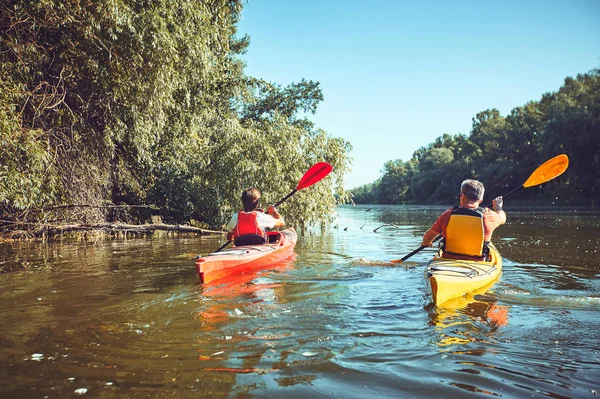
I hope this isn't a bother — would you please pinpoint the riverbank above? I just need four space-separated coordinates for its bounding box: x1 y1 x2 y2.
0 222 224 242
0 203 225 242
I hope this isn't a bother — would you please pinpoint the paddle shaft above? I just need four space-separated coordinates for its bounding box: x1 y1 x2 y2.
274 189 297 207
215 239 233 253
396 245 429 264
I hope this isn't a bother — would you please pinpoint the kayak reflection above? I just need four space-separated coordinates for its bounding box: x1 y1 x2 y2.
194 256 296 376
428 283 510 347
196 254 296 326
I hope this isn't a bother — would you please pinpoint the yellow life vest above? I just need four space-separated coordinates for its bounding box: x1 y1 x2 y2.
443 206 486 258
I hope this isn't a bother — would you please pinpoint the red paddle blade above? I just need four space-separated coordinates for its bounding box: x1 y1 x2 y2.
523 154 569 188
296 162 333 190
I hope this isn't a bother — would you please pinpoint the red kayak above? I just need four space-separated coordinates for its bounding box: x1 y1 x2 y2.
196 228 297 283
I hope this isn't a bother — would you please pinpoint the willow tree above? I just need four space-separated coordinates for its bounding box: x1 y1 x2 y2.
1 0 351 230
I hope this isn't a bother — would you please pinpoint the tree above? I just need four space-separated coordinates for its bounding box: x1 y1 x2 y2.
347 68 600 206
0 0 352 230
378 159 409 204
419 147 454 172
543 70 600 203
470 109 508 162
240 79 324 127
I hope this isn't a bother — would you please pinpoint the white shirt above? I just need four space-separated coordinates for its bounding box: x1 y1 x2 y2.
226 211 277 232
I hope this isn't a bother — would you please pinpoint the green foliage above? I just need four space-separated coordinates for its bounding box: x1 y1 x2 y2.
240 78 324 126
0 0 351 228
351 69 600 206
0 107 59 209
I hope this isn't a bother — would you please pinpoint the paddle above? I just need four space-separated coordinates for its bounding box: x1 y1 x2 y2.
390 154 569 264
213 162 333 252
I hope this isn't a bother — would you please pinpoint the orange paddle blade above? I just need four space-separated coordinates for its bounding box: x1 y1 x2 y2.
523 154 569 188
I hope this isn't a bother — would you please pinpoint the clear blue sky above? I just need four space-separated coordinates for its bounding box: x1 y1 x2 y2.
236 0 600 189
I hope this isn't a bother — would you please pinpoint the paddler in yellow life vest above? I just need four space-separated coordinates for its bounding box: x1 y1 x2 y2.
421 179 506 260
226 187 285 246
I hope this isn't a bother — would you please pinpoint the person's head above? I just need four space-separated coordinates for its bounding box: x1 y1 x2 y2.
241 187 261 212
460 179 485 204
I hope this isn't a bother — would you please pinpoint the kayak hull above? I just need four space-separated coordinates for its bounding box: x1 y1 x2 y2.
424 243 502 306
196 228 297 284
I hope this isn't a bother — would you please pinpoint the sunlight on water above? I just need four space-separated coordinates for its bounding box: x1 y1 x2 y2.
347 257 421 268
0 205 599 398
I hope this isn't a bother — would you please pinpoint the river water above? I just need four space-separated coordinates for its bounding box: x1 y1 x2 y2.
0 204 599 398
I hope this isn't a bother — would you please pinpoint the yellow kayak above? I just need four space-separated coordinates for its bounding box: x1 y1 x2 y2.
424 243 502 306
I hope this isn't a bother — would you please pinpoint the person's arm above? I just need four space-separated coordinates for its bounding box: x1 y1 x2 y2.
266 205 285 227
492 196 507 225
421 226 440 247
421 208 451 246
225 214 237 241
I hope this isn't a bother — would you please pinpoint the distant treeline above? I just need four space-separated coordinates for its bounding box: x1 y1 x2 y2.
350 69 600 206
0 0 351 232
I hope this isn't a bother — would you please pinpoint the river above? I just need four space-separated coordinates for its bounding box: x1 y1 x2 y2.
1 204 599 398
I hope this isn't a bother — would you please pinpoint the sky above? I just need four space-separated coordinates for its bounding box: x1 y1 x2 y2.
236 0 600 189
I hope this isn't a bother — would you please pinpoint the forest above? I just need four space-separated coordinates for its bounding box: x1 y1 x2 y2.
1 1 598 240
350 69 600 206
0 0 351 236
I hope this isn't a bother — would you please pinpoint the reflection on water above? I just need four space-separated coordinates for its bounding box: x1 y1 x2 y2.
0 205 599 398
429 287 510 348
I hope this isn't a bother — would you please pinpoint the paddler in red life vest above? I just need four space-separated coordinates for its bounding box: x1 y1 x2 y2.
420 179 506 260
225 187 285 246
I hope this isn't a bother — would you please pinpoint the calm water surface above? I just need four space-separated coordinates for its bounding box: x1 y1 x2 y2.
1 205 599 398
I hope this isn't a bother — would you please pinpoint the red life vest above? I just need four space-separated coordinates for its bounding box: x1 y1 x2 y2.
234 211 266 239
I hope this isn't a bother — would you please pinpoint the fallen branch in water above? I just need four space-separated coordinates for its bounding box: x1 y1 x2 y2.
373 223 399 233
4 222 225 240
42 204 159 210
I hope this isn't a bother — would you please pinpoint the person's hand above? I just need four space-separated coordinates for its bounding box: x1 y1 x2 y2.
421 242 432 248
492 196 504 212
267 205 278 215
226 231 234 241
